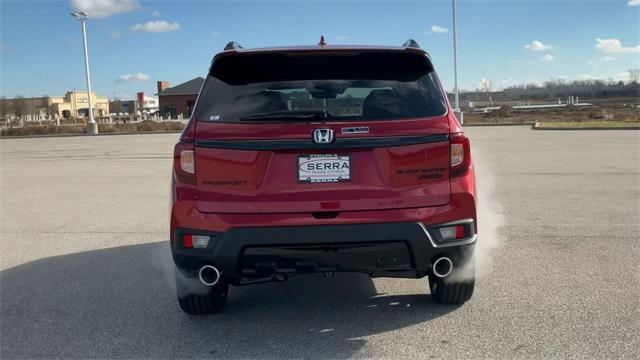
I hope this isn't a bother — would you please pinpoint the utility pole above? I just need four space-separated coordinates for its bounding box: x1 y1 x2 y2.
452 0 463 124
70 11 98 134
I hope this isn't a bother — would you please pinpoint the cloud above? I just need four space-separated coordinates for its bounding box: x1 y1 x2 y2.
501 76 513 85
430 25 449 34
130 20 180 33
151 10 160 16
499 76 513 89
577 71 630 82
211 31 221 37
577 74 596 81
628 0 640 6
613 71 632 82
476 78 493 92
70 0 140 18
108 31 122 39
524 40 553 51
335 35 349 40
595 38 640 53
540 54 555 62
588 55 616 64
116 73 150 83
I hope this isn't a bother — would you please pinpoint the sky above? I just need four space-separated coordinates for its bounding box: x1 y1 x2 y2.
1 0 639 100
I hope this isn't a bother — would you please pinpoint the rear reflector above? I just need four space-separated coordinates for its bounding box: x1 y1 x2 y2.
183 234 193 249
192 235 210 249
438 225 466 240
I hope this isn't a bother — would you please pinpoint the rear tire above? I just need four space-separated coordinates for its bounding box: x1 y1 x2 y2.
175 269 228 315
429 256 475 305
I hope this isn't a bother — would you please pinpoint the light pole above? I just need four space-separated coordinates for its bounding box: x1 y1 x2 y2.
452 0 463 124
70 11 98 134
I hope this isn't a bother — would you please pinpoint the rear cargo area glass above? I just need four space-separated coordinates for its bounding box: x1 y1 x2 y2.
195 51 447 122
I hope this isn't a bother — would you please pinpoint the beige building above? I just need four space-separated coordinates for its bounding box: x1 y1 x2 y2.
0 92 109 119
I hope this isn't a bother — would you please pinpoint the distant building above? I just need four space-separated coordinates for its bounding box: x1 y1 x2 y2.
157 77 204 118
108 100 136 115
109 94 158 116
139 94 159 113
0 92 109 119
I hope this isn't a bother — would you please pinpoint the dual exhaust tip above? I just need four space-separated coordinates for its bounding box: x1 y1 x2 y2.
199 258 452 284
198 265 221 286
432 256 453 278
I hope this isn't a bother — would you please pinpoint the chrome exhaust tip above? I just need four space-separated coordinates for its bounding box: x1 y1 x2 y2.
198 265 221 286
432 257 453 278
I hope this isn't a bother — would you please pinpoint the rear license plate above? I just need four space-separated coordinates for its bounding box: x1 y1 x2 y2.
298 154 351 183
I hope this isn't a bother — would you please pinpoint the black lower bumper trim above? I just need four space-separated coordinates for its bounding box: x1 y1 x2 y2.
241 241 412 275
171 222 474 284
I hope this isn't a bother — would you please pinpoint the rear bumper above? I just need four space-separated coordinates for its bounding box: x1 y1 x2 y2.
171 164 477 284
171 221 476 284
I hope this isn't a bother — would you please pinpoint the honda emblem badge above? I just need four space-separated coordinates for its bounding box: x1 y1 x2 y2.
312 128 334 144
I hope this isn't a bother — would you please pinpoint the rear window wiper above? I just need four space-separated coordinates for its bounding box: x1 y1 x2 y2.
238 110 333 122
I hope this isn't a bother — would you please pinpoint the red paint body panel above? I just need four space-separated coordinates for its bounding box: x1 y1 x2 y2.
171 111 476 232
171 185 475 234
193 115 451 213
171 46 476 238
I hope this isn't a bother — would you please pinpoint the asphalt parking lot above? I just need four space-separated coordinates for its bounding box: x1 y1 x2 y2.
1 127 638 359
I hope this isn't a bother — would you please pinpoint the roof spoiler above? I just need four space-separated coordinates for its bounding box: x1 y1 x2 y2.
224 41 243 51
402 39 421 49
224 39 419 51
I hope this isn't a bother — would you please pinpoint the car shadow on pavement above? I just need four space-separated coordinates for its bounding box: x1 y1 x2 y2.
1 241 459 359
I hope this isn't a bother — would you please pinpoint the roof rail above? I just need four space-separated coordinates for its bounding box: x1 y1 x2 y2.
402 39 420 49
224 41 243 51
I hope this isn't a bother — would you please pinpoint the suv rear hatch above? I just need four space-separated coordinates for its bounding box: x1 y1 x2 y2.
193 49 451 214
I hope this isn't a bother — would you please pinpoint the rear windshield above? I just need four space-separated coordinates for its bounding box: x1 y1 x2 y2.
194 51 447 123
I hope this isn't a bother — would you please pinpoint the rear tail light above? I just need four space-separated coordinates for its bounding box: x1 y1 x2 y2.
451 143 464 166
450 132 471 177
182 234 210 249
174 140 196 185
180 150 194 174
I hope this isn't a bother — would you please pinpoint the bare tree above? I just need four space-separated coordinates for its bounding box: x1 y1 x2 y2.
543 79 565 90
40 95 52 118
628 69 640 84
0 96 8 117
13 96 27 118
525 82 541 90
49 104 57 118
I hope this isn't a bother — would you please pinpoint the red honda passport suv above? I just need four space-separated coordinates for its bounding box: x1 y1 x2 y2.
170 40 477 314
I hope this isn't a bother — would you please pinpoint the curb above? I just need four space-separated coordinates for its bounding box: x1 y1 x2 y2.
0 130 183 140
531 121 640 131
